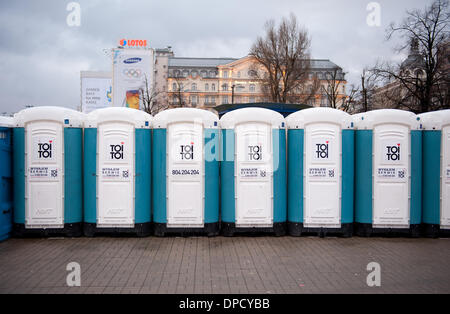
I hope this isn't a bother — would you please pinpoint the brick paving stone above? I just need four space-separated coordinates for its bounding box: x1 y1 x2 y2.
0 237 449 293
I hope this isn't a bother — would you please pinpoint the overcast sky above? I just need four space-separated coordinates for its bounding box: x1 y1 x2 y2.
0 0 436 114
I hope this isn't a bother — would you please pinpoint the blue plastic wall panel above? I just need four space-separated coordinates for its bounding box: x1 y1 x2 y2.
422 131 441 225
135 129 151 223
273 129 287 223
0 127 12 240
63 128 83 224
220 129 235 223
341 129 355 224
13 128 25 224
287 129 304 223
204 128 219 223
152 129 167 224
354 130 373 224
83 128 97 224
410 130 422 225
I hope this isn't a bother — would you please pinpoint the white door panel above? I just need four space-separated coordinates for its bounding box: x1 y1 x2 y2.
167 122 204 227
441 126 450 228
235 123 273 227
26 121 64 228
373 124 410 228
97 123 135 227
304 124 341 228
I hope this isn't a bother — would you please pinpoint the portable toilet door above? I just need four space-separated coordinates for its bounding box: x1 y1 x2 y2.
420 110 450 237
286 108 354 237
13 107 84 237
220 108 287 236
354 109 422 237
152 108 219 236
0 117 13 241
84 107 152 237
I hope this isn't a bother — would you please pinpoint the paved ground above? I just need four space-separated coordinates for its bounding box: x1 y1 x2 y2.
0 236 449 294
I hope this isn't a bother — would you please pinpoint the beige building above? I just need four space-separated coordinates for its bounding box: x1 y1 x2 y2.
152 49 347 112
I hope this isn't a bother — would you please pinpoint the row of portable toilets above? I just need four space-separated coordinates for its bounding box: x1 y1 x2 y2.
0 106 449 240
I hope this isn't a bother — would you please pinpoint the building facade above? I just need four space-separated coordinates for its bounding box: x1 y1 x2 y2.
152 49 347 113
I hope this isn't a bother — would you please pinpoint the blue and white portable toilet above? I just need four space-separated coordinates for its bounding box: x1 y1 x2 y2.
286 108 354 237
153 108 219 236
0 116 13 241
354 109 422 237
220 108 287 236
419 110 450 237
13 107 84 237
84 107 152 237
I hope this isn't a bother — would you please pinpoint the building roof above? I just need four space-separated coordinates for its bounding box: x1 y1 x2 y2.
309 59 341 70
169 57 238 68
168 56 341 71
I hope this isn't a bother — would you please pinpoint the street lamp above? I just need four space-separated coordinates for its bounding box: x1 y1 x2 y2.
231 84 235 104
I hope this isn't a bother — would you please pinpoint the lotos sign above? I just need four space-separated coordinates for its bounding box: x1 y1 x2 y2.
119 39 148 48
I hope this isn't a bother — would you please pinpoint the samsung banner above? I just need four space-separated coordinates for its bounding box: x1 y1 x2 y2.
112 48 154 109
81 71 112 113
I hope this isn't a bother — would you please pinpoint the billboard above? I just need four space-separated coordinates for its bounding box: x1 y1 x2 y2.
81 71 112 113
112 48 154 109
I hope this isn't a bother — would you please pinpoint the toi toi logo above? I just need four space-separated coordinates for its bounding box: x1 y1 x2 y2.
315 143 329 159
110 144 124 160
248 145 262 161
180 144 194 160
38 142 52 159
386 144 400 161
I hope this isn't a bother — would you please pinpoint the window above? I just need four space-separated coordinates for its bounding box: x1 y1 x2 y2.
211 96 216 104
205 96 209 104
211 83 216 91
249 84 255 92
182 70 189 77
249 96 255 103
205 83 209 91
237 71 241 78
191 95 197 105
172 83 177 91
191 83 197 91
179 83 184 91
222 83 228 91
320 96 328 107
223 71 228 78
191 71 197 78
222 96 228 104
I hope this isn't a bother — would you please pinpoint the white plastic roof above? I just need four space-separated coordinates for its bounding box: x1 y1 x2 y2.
153 108 218 129
353 109 421 130
418 110 450 130
286 108 352 129
85 107 152 129
220 107 285 129
14 106 84 128
0 116 13 128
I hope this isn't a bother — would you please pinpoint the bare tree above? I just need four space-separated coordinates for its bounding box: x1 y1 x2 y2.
249 13 312 103
341 84 359 113
323 67 345 109
372 0 450 113
169 75 187 107
139 75 168 115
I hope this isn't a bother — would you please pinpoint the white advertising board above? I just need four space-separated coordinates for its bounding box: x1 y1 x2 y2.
80 71 112 113
112 48 154 109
